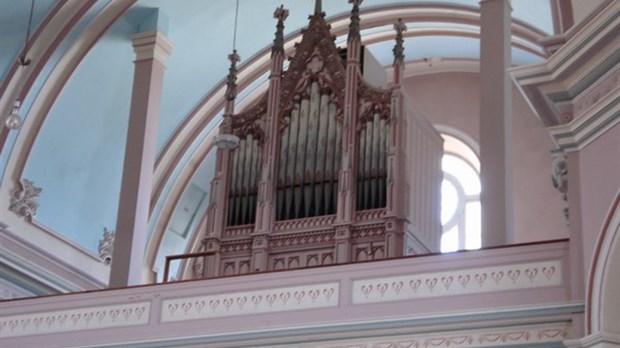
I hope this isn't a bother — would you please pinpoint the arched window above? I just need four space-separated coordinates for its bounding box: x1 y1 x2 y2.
440 134 481 252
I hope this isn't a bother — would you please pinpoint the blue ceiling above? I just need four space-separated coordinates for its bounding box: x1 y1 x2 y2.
1 0 553 262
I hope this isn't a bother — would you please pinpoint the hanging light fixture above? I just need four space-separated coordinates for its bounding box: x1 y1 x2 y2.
5 101 23 130
214 0 241 150
5 0 35 130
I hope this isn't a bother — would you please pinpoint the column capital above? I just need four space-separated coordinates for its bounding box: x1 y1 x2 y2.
132 30 174 64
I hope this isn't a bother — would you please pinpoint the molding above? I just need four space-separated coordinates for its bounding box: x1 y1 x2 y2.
161 282 339 322
564 331 620 348
0 302 150 338
587 192 620 335
352 259 562 304
0 223 107 294
272 322 571 348
131 30 174 63
547 95 619 152
511 0 620 129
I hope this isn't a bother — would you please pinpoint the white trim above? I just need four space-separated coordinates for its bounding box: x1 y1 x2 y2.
0 302 150 338
161 282 339 322
352 259 562 304
564 331 620 348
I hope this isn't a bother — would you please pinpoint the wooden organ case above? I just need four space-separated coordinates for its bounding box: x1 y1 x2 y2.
192 1 443 279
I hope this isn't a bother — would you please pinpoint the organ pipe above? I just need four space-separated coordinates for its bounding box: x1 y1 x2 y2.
276 81 341 220
357 108 387 211
227 134 261 226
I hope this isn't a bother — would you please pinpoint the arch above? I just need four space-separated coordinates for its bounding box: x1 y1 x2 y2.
0 2 552 283
587 192 620 335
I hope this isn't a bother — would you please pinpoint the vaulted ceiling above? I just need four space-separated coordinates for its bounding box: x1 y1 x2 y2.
0 0 555 278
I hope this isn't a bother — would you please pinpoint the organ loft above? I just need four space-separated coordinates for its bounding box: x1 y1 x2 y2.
187 0 443 279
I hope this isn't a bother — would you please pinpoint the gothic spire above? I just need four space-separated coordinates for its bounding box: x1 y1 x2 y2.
225 50 240 101
393 18 407 65
273 5 289 55
348 0 363 41
314 0 322 15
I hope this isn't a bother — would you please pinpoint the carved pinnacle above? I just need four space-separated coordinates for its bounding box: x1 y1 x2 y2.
226 50 240 101
273 5 289 54
314 0 322 15
348 0 363 41
393 19 407 65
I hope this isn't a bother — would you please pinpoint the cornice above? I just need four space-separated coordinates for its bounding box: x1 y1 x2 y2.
131 30 174 64
511 0 619 150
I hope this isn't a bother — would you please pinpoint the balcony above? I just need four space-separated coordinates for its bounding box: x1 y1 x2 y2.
0 239 580 348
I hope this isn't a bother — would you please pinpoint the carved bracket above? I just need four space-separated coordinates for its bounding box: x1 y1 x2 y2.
98 227 115 265
9 179 42 219
551 152 569 221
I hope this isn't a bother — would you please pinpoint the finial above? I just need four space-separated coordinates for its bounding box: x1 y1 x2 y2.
348 0 364 41
314 0 322 15
226 50 240 101
393 18 407 65
273 5 289 54
274 4 289 21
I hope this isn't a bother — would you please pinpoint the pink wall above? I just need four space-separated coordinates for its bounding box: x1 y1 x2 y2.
574 124 620 272
403 72 568 243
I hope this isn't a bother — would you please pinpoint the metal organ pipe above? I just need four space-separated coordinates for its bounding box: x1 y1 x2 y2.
357 109 387 211
227 135 261 226
276 81 341 220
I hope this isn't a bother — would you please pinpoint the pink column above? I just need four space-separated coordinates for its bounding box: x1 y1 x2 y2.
479 0 513 248
335 0 363 263
384 19 407 258
110 31 173 287
203 51 240 277
251 6 288 272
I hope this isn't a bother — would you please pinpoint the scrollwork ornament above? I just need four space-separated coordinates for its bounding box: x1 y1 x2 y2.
551 152 569 221
9 179 41 219
98 227 115 265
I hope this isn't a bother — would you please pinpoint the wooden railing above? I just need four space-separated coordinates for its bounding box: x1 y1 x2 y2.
163 251 214 283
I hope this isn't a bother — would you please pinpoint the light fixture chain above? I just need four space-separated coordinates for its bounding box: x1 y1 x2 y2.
20 0 35 65
232 0 240 52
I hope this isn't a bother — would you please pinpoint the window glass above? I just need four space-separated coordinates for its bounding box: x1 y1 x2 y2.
439 133 481 253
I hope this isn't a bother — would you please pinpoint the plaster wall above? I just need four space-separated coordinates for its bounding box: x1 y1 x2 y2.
571 0 606 25
403 72 568 244
575 124 620 274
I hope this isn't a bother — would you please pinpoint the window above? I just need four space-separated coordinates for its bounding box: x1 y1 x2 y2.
440 134 481 252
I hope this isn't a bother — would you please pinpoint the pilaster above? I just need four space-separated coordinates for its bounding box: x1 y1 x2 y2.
336 0 363 224
203 51 240 277
110 30 173 287
252 6 289 272
334 226 352 263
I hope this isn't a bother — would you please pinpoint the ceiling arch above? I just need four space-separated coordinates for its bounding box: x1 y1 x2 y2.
0 0 554 274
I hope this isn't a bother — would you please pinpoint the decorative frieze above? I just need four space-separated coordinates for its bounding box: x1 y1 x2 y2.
282 322 570 348
0 302 150 338
352 260 562 304
8 179 41 219
161 282 338 322
269 230 335 250
273 214 336 232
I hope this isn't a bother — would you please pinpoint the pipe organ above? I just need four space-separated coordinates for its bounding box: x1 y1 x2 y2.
190 1 443 280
